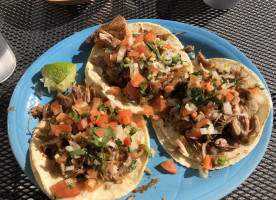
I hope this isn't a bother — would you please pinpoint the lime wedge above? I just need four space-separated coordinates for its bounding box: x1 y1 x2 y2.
41 62 76 92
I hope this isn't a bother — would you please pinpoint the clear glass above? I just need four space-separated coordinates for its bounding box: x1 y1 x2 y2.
0 33 16 83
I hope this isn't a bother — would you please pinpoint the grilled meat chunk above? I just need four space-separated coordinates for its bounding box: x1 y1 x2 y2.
29 104 43 119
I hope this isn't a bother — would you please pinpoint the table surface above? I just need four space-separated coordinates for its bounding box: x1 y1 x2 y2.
0 0 275 199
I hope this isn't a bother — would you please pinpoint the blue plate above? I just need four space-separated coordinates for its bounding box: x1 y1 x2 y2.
8 19 273 200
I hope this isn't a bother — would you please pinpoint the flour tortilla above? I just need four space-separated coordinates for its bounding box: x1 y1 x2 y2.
85 22 193 114
30 118 150 200
152 58 271 170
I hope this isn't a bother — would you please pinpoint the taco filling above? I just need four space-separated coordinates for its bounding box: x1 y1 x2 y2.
29 83 150 199
87 15 192 106
152 52 270 174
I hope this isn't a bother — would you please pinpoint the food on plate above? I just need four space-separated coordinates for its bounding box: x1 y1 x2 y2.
29 83 150 199
85 15 193 114
41 62 76 92
132 178 159 193
151 52 271 175
160 158 177 174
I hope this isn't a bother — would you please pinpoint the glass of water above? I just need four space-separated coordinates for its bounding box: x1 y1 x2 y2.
0 33 16 83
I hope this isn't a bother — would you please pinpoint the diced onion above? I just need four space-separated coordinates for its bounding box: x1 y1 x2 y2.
110 100 115 109
199 169 208 178
185 102 197 112
152 61 170 73
200 128 208 135
69 141 81 150
65 165 75 171
212 70 220 80
94 159 100 165
129 62 139 78
117 46 127 63
113 125 126 141
223 101 233 115
128 37 134 47
163 54 172 65
123 156 132 167
65 145 74 152
107 141 116 148
129 141 138 152
195 112 205 121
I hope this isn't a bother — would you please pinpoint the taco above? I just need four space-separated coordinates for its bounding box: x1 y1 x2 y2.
151 51 271 174
29 83 151 199
85 15 193 114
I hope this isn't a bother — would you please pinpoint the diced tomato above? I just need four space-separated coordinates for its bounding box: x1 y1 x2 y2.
196 118 209 128
134 33 144 44
144 32 156 42
149 65 159 74
143 105 154 118
165 43 171 49
189 74 197 84
200 81 206 89
50 124 62 136
56 153 68 164
120 37 129 46
74 98 84 106
137 44 148 54
204 155 212 170
77 118 88 131
155 95 169 112
191 112 198 119
72 105 83 115
85 178 102 192
51 100 63 115
177 66 187 75
90 108 101 124
118 109 133 125
180 107 193 116
203 72 209 80
160 158 177 174
95 113 110 128
56 113 73 125
185 128 202 139
124 82 140 100
138 144 146 150
87 169 98 179
164 85 174 94
131 73 145 87
248 87 261 95
133 116 146 128
87 122 94 129
124 137 131 146
50 179 81 198
110 50 118 62
109 86 122 96
108 120 118 128
104 100 111 107
215 79 222 87
206 83 214 92
128 51 140 57
94 128 106 138
226 93 235 102
128 152 140 159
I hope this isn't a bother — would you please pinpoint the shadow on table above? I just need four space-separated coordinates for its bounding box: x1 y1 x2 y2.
1 0 107 31
156 0 228 27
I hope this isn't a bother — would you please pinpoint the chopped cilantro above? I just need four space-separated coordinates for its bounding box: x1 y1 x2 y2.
131 159 137 169
124 97 131 103
68 148 87 157
132 33 139 38
99 104 108 112
146 41 162 60
172 53 183 64
190 88 205 106
144 145 153 158
255 84 264 90
81 110 90 118
192 71 203 76
60 132 71 137
68 110 81 123
161 35 168 41
115 139 122 148
129 127 137 136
